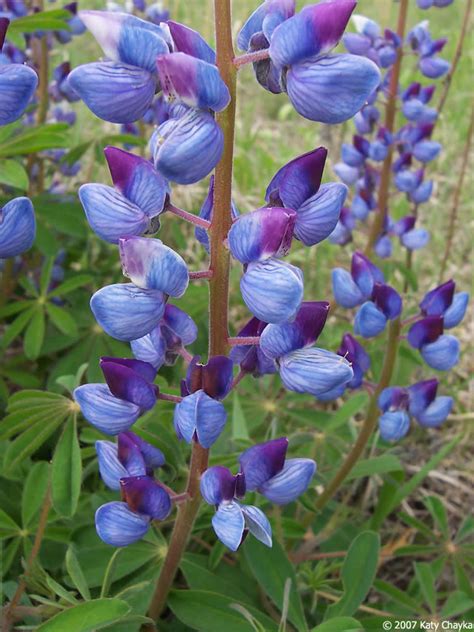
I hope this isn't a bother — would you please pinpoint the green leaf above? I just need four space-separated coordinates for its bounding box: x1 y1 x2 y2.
66 547 91 601
8 9 71 33
48 274 93 298
24 308 45 359
244 537 308 631
3 415 64 474
45 574 80 606
0 124 69 156
326 531 380 619
0 159 29 190
36 598 130 632
312 617 363 631
1 306 35 348
45 303 78 337
168 590 279 632
373 580 423 614
232 392 250 441
440 591 474 618
22 462 50 528
344 455 403 481
326 392 369 431
0 509 20 539
424 496 449 538
100 549 123 598
414 562 436 613
52 417 82 517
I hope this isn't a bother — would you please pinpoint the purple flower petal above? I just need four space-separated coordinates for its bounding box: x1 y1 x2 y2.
351 251 384 298
200 466 237 505
228 207 296 263
372 284 402 320
74 384 140 435
100 358 156 411
408 378 438 418
269 1 356 69
167 20 215 63
0 17 9 49
95 501 150 546
259 458 316 504
122 430 165 469
408 316 444 349
104 146 168 219
266 147 327 209
120 476 171 520
239 437 288 491
419 280 455 316
117 432 147 477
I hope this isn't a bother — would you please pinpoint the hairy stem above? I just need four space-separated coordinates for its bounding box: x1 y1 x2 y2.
437 0 472 115
3 486 51 631
234 48 270 68
227 336 260 346
364 0 409 255
167 204 211 229
438 103 473 282
314 317 401 512
145 1 236 624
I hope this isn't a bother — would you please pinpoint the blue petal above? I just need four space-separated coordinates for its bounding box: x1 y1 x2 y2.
419 57 450 79
79 184 148 244
351 196 369 220
123 430 165 469
131 328 167 370
294 183 347 246
443 292 469 329
240 258 303 324
79 11 169 73
421 334 460 371
117 432 147 476
119 236 189 298
100 358 156 411
153 108 223 184
279 347 353 397
200 466 236 505
74 384 140 435
167 20 215 64
368 140 388 162
0 197 35 258
239 438 288 490
95 501 150 546
95 440 129 490
173 390 227 448
332 268 364 308
163 304 198 345
410 180 433 204
341 143 365 167
316 382 347 401
104 146 169 219
416 396 453 427
286 54 381 124
413 140 441 163
211 501 245 552
394 170 418 193
241 505 272 547
237 2 268 51
90 283 165 342
354 302 387 338
0 64 37 125
68 62 155 124
401 228 430 250
375 235 392 259
407 379 438 418
259 458 316 504
379 411 410 442
333 162 359 185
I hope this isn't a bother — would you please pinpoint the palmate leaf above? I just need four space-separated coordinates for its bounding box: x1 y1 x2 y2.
52 417 82 518
2 390 74 475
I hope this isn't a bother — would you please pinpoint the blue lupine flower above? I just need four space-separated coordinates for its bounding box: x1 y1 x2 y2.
90 283 166 342
378 379 453 441
406 23 450 79
393 216 430 251
230 317 277 377
240 258 304 323
131 303 197 368
407 316 460 371
417 0 454 8
337 333 370 389
0 197 36 258
79 146 168 244
96 430 165 490
267 1 381 123
173 389 227 448
200 437 316 550
266 147 347 246
119 236 189 298
420 280 469 329
183 355 234 401
74 357 158 434
344 14 400 69
401 83 438 123
332 251 384 308
258 302 354 398
0 19 38 125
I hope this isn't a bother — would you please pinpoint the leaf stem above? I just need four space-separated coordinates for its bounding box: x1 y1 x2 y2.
233 48 270 68
227 336 260 346
166 204 211 230
144 1 236 625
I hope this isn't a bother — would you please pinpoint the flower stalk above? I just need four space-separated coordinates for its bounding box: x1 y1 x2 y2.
364 0 409 255
145 0 236 623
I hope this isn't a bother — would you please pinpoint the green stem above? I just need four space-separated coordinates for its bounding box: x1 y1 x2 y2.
314 317 401 513
144 1 236 624
364 0 409 255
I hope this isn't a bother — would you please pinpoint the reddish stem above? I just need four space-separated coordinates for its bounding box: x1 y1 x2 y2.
189 270 214 280
233 48 270 68
227 336 260 346
167 204 211 230
157 392 182 404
